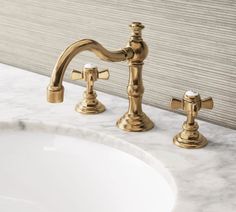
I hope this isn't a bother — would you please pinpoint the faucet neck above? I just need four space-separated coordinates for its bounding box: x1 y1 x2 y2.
116 22 154 131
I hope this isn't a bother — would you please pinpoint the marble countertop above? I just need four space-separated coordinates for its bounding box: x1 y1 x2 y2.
0 63 235 212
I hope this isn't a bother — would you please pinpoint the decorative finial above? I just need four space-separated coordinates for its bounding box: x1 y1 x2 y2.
129 22 144 40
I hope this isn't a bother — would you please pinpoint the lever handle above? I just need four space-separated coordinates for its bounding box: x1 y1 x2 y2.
71 70 83 80
170 97 183 110
201 97 214 109
98 69 109 80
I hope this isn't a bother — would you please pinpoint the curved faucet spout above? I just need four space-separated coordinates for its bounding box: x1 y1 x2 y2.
47 39 134 103
47 22 154 132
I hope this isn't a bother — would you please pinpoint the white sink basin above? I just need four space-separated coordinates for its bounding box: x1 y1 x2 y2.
0 128 175 212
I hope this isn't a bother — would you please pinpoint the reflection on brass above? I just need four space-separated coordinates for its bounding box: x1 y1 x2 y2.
47 22 154 132
71 64 109 114
170 91 214 149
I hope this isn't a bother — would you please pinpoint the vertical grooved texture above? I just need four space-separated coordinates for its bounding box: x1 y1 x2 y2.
0 0 236 129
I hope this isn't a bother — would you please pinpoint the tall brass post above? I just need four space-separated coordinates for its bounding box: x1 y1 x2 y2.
116 23 154 132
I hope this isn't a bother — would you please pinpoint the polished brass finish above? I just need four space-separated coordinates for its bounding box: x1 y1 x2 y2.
47 22 154 132
170 90 214 149
71 64 109 114
116 22 154 132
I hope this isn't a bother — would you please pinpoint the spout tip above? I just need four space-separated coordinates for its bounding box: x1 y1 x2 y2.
47 86 64 103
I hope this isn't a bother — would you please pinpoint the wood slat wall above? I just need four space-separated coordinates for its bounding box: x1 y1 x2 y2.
1 0 236 129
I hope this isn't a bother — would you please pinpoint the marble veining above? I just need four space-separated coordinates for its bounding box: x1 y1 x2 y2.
0 63 236 211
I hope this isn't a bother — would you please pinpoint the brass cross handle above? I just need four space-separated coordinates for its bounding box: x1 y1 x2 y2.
71 64 109 94
171 90 213 121
170 90 214 149
71 64 109 114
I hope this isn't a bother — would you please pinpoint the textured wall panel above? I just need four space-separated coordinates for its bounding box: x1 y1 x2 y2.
0 0 236 129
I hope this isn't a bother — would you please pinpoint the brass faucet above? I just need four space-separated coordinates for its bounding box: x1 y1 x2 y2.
71 64 109 114
170 90 214 149
47 22 154 132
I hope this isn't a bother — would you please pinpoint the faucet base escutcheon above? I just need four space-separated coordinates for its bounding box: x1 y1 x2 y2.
75 91 106 114
117 112 154 132
173 121 208 149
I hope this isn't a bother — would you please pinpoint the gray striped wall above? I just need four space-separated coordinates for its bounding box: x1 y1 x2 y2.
1 0 236 129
